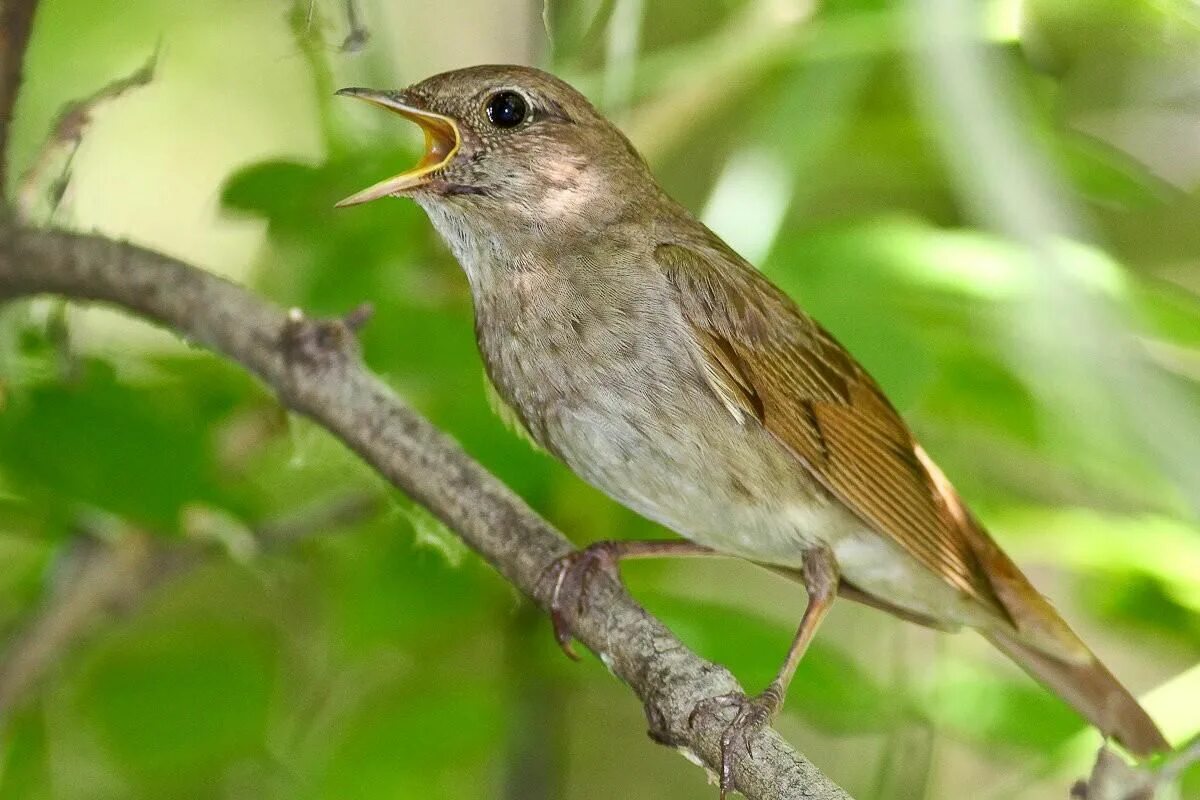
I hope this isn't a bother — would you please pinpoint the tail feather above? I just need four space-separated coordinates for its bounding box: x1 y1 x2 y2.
984 628 1168 757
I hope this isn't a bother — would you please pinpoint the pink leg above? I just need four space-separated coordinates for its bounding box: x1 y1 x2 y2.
691 547 839 799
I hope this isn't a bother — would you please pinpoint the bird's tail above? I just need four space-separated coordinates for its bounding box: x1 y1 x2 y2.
983 627 1168 758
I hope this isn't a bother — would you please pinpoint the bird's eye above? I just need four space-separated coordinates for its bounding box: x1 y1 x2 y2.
485 91 528 128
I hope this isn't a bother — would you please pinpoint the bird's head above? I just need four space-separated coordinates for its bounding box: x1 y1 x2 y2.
336 65 655 242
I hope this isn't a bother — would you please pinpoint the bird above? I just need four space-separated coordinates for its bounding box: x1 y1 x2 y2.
335 64 1169 793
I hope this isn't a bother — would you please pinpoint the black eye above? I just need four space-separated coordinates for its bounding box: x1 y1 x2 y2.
485 91 527 128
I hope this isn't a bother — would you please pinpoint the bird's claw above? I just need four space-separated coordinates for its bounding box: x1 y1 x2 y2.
689 683 784 799
538 542 620 660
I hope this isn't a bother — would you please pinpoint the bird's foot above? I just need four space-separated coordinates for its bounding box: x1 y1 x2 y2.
689 682 785 799
538 541 621 660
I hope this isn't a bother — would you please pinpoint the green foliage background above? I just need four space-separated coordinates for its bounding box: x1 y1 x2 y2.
1 0 1199 797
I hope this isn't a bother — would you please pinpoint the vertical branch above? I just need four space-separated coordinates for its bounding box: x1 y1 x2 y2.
0 0 39 196
288 0 340 155
502 603 566 800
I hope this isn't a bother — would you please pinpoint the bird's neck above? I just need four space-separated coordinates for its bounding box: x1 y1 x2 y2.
417 187 667 292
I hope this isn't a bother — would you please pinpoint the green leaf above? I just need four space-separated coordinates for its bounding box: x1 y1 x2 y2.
0 706 51 800
401 502 468 568
76 619 276 788
0 531 55 634
312 514 490 656
1054 134 1170 210
0 358 254 533
310 675 503 800
926 657 1083 751
995 507 1200 648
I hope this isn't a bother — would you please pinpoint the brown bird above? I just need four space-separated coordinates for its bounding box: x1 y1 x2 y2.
336 65 1169 791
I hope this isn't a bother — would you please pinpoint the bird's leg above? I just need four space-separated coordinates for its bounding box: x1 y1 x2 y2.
690 546 839 799
540 539 720 660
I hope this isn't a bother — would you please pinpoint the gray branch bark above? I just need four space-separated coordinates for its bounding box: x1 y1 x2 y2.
0 223 852 800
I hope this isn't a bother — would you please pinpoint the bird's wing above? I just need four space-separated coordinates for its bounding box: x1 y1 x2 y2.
656 240 1091 662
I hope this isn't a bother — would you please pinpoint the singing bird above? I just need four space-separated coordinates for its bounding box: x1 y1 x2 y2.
336 65 1168 789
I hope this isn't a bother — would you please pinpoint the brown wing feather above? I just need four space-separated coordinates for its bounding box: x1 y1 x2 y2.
656 241 1168 750
656 241 1006 615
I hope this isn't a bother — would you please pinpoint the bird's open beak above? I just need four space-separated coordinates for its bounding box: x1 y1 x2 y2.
334 87 461 207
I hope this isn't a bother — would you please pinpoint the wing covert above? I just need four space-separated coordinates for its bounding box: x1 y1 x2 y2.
656 241 1004 611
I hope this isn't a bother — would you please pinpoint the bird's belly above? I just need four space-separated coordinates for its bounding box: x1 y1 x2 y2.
547 383 844 565
482 305 986 627
550 390 990 627
822 525 996 627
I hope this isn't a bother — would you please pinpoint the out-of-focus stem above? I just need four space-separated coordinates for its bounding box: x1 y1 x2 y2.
502 603 566 800
904 0 1200 517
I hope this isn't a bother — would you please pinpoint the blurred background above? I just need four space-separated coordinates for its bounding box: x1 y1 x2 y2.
1 0 1199 797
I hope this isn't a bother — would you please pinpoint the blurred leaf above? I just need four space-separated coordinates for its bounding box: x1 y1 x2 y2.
0 706 51 800
220 159 330 225
1182 755 1200 799
311 674 503 800
1054 134 1172 210
921 349 1041 447
927 658 1083 751
1024 0 1200 74
0 492 64 540
76 619 276 789
1078 574 1200 653
401 502 468 568
0 358 256 533
0 530 54 635
996 507 1200 648
1135 281 1200 350
998 508 1200 615
543 0 611 68
312 514 491 656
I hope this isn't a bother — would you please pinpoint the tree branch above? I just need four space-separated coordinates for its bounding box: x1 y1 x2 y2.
0 223 852 800
15 44 157 221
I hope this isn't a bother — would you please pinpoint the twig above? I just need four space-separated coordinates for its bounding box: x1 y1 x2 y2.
0 530 175 718
288 0 338 152
257 489 384 548
0 489 386 720
339 0 369 53
1157 734 1200 784
1067 738 1200 800
1068 734 1200 799
0 223 852 800
0 0 38 195
15 45 158 221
